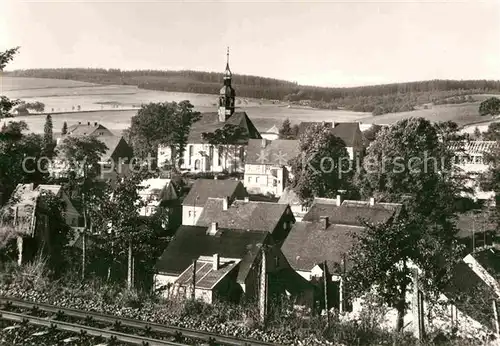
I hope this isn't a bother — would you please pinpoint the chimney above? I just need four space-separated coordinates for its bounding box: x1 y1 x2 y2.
332 121 336 128
244 196 249 202
213 253 220 270
261 139 267 148
336 195 342 206
369 197 375 206
78 121 81 124
94 122 98 126
319 216 329 230
87 121 90 125
222 196 228 211
208 222 218 235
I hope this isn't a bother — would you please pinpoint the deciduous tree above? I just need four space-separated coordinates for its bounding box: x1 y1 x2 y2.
278 118 298 140
289 123 352 204
479 97 500 116
350 117 466 330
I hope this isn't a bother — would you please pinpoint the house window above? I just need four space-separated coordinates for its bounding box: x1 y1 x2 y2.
194 159 200 170
274 256 279 267
474 156 482 164
301 205 308 212
256 177 259 183
273 178 277 187
188 146 193 166
188 211 192 217
218 146 223 166
248 176 251 183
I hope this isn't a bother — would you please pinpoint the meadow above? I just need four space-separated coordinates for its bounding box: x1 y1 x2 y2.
1 76 495 135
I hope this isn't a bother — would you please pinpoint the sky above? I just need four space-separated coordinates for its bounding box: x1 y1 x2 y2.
1 0 499 87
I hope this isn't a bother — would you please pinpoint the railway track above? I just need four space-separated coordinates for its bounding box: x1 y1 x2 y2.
0 296 280 346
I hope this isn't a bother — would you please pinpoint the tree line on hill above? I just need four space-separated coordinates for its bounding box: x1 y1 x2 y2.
8 68 500 116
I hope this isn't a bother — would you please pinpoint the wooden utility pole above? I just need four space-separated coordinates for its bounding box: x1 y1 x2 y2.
259 246 267 324
493 300 500 336
323 260 330 326
191 259 197 300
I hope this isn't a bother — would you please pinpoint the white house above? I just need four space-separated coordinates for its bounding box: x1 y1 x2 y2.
244 139 300 197
157 53 261 173
449 140 498 202
138 178 178 217
181 178 247 225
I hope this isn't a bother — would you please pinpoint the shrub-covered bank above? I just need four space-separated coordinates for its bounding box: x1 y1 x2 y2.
0 263 487 346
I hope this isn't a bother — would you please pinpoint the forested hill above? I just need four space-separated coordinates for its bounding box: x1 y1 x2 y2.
7 68 500 115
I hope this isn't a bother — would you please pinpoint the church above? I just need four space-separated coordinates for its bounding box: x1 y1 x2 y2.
157 50 261 173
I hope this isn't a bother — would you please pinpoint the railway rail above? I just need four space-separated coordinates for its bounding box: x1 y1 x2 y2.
0 296 280 346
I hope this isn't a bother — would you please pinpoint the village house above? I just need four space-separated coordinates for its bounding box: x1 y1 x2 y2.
138 178 178 216
195 197 296 244
278 188 309 222
154 223 313 307
35 184 82 231
282 196 402 310
181 178 248 226
157 52 261 172
260 125 280 141
0 184 52 265
449 140 497 203
243 139 300 197
50 122 133 179
297 121 365 160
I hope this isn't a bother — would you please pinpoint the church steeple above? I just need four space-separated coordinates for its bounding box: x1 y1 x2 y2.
218 47 235 122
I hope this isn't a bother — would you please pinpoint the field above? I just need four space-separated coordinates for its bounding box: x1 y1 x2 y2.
0 76 496 135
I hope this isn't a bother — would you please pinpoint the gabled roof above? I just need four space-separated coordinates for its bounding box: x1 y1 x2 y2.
35 184 62 197
282 222 363 273
471 248 500 279
175 257 241 290
447 140 498 154
188 111 261 143
182 179 247 206
66 123 113 137
98 135 130 162
245 139 300 165
155 225 269 284
302 198 401 226
330 123 362 147
196 198 291 233
139 178 177 204
263 125 279 134
296 122 362 147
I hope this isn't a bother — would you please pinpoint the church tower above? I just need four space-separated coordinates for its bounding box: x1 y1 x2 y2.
218 47 235 122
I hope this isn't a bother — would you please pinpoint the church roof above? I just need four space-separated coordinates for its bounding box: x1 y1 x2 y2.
188 112 261 143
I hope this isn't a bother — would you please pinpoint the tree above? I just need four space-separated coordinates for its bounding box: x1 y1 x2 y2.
351 117 466 331
0 121 47 200
89 170 168 288
472 127 482 140
0 47 21 119
202 123 245 172
479 97 500 116
278 118 298 139
43 114 55 158
362 124 382 142
61 121 68 135
14 101 45 115
289 123 352 205
58 135 108 280
128 101 200 166
483 122 500 141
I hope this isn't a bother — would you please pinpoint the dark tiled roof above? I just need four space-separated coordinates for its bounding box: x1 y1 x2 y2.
282 222 363 272
188 112 261 143
297 122 333 137
182 179 247 206
66 123 114 137
443 260 497 330
296 122 362 147
245 139 300 165
175 258 240 290
331 123 362 147
302 199 401 226
196 199 291 233
155 225 269 284
98 135 128 161
471 248 500 278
